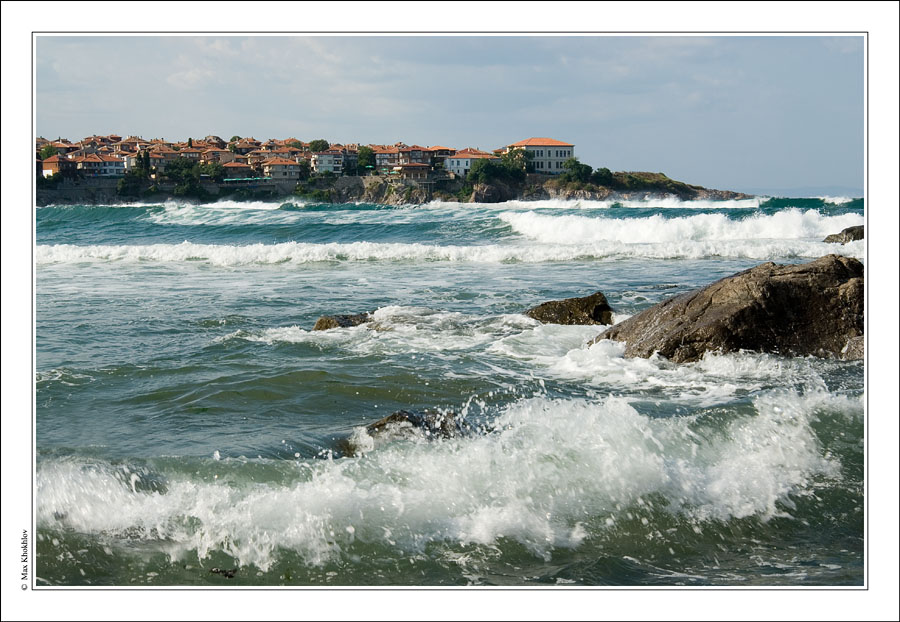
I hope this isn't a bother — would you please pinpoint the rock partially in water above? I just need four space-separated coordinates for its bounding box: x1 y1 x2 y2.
591 255 864 362
524 291 614 326
338 409 469 456
824 225 864 244
313 313 372 331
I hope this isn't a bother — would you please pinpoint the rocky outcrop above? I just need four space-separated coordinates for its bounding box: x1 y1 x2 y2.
313 313 372 331
824 225 864 244
337 410 469 456
591 255 863 362
524 291 614 326
471 181 518 203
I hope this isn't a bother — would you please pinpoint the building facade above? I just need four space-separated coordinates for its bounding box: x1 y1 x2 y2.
505 137 574 174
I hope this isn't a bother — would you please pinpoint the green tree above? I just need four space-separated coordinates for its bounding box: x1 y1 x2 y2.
187 137 193 148
590 167 613 186
561 157 592 183
200 162 226 182
288 141 304 150
500 148 534 175
164 157 199 184
356 145 375 174
466 158 505 184
308 139 329 153
117 170 146 196
229 135 241 142
39 144 58 160
297 159 311 180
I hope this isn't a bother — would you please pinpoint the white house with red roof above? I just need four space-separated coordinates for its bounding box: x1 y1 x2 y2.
445 148 499 178
506 137 574 174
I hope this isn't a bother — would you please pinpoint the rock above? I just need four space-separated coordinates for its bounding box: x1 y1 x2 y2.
842 335 864 360
590 255 863 362
824 225 864 244
209 567 237 578
337 409 469 456
524 291 614 326
472 183 503 203
313 313 372 331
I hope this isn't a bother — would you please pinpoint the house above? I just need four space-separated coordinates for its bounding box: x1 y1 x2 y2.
72 153 126 177
231 138 261 155
200 148 235 165
203 135 226 149
444 149 499 178
393 162 430 180
398 145 432 166
373 146 400 171
222 161 253 179
505 137 574 174
311 150 345 174
428 146 456 169
179 148 203 161
262 157 305 181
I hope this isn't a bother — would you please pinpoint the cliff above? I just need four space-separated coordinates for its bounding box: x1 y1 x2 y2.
36 171 751 206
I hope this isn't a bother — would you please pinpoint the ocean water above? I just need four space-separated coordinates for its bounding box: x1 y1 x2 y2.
34 196 865 586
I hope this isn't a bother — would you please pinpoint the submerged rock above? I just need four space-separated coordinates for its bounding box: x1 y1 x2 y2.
337 409 469 456
824 225 864 244
591 255 863 362
524 291 614 326
313 312 372 331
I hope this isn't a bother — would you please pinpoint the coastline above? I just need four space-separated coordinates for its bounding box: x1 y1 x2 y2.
35 172 753 207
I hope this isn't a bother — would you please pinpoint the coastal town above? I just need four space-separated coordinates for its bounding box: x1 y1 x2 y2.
35 133 750 206
37 134 576 183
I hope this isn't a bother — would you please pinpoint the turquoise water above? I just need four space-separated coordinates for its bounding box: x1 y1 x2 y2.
35 196 865 586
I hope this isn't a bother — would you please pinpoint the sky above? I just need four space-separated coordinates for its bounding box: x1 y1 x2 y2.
35 34 864 196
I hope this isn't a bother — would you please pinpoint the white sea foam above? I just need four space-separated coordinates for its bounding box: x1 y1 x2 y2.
500 209 864 245
429 196 764 210
37 389 849 569
34 235 865 267
818 196 857 205
488 328 849 405
222 307 540 357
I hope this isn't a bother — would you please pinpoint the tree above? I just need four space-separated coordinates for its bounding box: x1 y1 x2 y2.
500 148 534 175
229 135 241 142
39 144 58 160
199 162 226 182
297 159 311 180
590 167 613 186
466 158 505 184
356 145 375 174
561 157 592 183
164 157 199 184
288 141 304 150
308 139 329 153
187 137 193 148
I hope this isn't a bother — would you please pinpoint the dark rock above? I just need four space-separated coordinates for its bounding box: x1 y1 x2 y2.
210 567 237 578
313 313 372 331
337 409 469 456
525 291 614 326
824 225 864 244
472 183 503 203
591 255 863 362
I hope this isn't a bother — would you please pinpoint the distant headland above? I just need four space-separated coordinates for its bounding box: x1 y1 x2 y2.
36 134 751 205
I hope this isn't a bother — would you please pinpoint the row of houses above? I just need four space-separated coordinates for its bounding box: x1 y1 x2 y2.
37 134 575 182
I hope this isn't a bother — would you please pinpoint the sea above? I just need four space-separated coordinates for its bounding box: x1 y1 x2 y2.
34 195 865 587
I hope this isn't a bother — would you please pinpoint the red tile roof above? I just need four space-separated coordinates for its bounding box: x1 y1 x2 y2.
263 158 301 166
508 137 574 147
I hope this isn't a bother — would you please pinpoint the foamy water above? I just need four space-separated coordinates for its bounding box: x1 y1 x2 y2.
35 197 865 586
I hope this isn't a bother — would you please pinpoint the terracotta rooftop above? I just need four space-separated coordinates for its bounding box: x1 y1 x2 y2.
508 137 574 147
